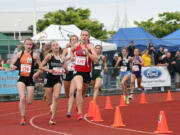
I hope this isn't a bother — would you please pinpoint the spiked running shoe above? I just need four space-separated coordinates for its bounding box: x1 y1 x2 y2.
77 113 83 120
20 118 26 126
67 112 71 118
49 119 56 125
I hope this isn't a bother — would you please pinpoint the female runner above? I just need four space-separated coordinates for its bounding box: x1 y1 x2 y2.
40 40 65 125
62 35 78 97
129 48 144 99
115 48 131 104
91 45 107 100
69 30 98 120
11 38 41 125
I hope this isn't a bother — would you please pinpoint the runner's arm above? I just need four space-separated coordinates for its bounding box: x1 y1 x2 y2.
10 52 21 70
62 48 68 62
39 54 52 73
115 57 121 68
87 44 98 63
70 46 75 61
33 53 42 77
139 56 144 66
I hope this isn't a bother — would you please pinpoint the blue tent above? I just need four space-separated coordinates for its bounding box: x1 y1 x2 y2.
162 29 180 51
109 27 176 51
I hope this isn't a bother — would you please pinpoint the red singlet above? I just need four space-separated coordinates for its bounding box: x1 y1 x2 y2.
74 43 92 72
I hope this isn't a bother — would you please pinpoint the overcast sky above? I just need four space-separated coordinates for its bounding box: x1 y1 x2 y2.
1 0 180 30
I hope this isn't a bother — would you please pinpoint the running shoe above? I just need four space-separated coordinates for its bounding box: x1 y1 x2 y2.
49 119 56 125
126 97 130 104
67 112 71 118
20 118 26 125
129 94 134 100
123 95 126 101
77 113 83 120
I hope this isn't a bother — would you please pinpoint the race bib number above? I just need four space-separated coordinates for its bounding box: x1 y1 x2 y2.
94 65 102 70
75 56 86 66
68 63 75 71
121 66 127 72
21 64 31 73
132 65 139 71
53 67 64 75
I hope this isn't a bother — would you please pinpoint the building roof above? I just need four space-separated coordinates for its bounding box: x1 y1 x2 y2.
0 11 47 32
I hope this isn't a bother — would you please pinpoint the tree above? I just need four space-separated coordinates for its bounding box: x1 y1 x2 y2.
28 7 109 39
134 11 180 38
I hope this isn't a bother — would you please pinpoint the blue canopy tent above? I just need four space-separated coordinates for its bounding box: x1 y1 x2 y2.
109 27 175 52
162 29 180 51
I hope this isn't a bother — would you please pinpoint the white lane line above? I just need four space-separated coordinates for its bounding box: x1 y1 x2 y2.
84 114 162 135
0 108 47 117
29 112 71 135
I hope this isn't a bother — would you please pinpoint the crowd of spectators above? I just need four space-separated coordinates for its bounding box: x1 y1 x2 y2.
0 41 180 90
104 41 180 90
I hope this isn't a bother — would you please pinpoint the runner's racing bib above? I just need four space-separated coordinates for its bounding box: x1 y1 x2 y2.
94 65 102 70
21 64 31 73
132 65 139 71
53 67 64 75
68 63 75 71
120 66 127 72
75 56 86 66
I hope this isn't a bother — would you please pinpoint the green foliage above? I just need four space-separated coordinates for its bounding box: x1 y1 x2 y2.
134 11 180 38
28 7 109 39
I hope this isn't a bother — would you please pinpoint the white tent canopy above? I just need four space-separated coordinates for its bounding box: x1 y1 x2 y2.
32 24 117 52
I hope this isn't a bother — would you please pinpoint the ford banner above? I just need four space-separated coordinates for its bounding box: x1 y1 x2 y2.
141 66 171 87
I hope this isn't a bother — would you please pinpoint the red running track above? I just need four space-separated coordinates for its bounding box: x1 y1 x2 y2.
0 92 179 135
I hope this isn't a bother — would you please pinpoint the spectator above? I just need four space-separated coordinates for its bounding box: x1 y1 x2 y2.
0 59 4 70
157 46 164 58
3 58 11 72
102 55 112 89
164 52 176 79
142 49 151 66
112 53 120 88
174 55 180 91
162 48 168 59
118 45 127 57
33 42 41 57
39 44 46 61
157 54 168 92
174 51 180 60
148 43 157 65
13 44 22 55
127 41 135 57
157 54 168 66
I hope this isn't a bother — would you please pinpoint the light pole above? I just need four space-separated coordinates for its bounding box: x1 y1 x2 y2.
32 0 37 36
14 23 17 39
17 18 22 40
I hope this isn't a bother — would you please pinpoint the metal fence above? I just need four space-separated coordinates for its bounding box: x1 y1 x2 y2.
0 65 178 102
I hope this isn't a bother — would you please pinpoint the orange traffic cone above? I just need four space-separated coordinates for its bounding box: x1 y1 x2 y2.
154 111 172 134
139 93 147 104
166 90 173 101
104 96 113 109
91 105 104 122
87 101 94 118
119 95 127 107
112 106 126 127
92 99 97 118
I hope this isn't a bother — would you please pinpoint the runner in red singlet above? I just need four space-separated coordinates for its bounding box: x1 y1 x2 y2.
70 30 98 120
